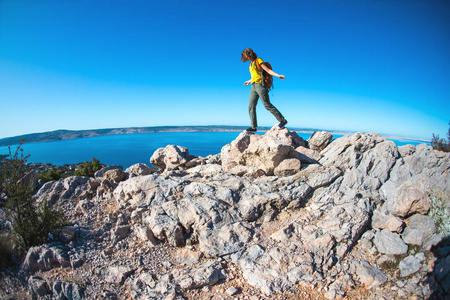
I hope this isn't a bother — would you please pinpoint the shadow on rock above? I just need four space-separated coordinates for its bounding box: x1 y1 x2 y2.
429 235 450 299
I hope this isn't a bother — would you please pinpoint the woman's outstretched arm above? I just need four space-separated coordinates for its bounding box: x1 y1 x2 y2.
261 63 285 80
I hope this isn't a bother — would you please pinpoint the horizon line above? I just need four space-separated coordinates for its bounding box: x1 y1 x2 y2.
0 125 431 145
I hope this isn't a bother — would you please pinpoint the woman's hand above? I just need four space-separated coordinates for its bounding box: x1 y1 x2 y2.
261 63 285 80
244 80 252 86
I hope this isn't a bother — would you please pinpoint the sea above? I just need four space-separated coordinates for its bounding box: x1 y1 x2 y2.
0 132 429 169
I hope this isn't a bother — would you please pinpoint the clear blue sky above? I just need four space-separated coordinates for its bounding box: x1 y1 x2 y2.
1 0 449 140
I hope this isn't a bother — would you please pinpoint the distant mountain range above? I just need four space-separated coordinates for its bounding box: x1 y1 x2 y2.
0 125 328 147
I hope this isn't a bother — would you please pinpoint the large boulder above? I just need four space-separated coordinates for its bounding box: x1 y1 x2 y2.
242 136 292 176
22 244 71 273
104 169 128 182
263 125 307 148
319 132 385 169
384 144 450 195
113 174 184 207
94 165 123 178
385 182 430 218
28 277 84 300
221 127 306 176
308 131 333 152
373 229 408 255
401 214 436 246
28 276 50 298
150 145 191 171
274 158 301 177
142 207 184 247
295 165 343 189
292 146 323 164
34 176 91 206
125 163 157 177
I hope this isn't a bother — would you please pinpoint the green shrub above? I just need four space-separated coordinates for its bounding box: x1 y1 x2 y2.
431 122 450 152
74 157 103 177
38 169 63 182
12 199 66 250
1 141 65 252
428 188 450 237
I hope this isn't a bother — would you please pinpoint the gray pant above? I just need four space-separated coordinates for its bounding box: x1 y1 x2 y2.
249 82 285 128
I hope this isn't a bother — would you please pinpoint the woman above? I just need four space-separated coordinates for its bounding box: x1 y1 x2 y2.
241 48 288 132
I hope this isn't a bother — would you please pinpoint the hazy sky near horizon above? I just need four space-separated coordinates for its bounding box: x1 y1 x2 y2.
1 0 449 140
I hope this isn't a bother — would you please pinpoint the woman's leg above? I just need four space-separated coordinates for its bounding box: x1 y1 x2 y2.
248 85 259 128
255 83 285 122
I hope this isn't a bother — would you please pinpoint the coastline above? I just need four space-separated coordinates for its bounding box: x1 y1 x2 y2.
0 125 430 147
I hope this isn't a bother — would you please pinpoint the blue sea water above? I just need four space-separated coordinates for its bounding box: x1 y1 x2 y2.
0 132 429 169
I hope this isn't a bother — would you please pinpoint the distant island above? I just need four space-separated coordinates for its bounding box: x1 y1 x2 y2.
0 125 428 147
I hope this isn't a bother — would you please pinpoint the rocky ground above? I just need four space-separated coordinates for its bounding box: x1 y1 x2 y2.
1 126 449 300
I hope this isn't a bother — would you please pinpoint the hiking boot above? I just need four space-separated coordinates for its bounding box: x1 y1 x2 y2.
245 127 257 132
278 120 288 129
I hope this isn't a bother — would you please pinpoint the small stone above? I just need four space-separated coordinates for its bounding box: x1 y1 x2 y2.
71 258 84 269
60 226 77 242
324 289 337 299
398 289 408 297
396 279 406 287
399 255 421 277
373 229 408 255
175 248 202 265
377 255 396 267
226 286 239 296
28 276 50 297
103 248 114 257
201 285 211 292
104 266 134 284
111 225 131 244
415 253 426 262
402 214 435 246
355 260 388 289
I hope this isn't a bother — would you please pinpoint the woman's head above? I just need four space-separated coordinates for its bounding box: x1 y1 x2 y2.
241 48 257 62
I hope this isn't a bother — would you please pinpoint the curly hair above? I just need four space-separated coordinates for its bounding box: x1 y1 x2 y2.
241 48 257 62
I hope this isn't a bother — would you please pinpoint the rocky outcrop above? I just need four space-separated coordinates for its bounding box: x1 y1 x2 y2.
7 129 449 300
221 125 307 176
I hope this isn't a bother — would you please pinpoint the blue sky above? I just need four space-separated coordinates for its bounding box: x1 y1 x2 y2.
0 0 449 140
